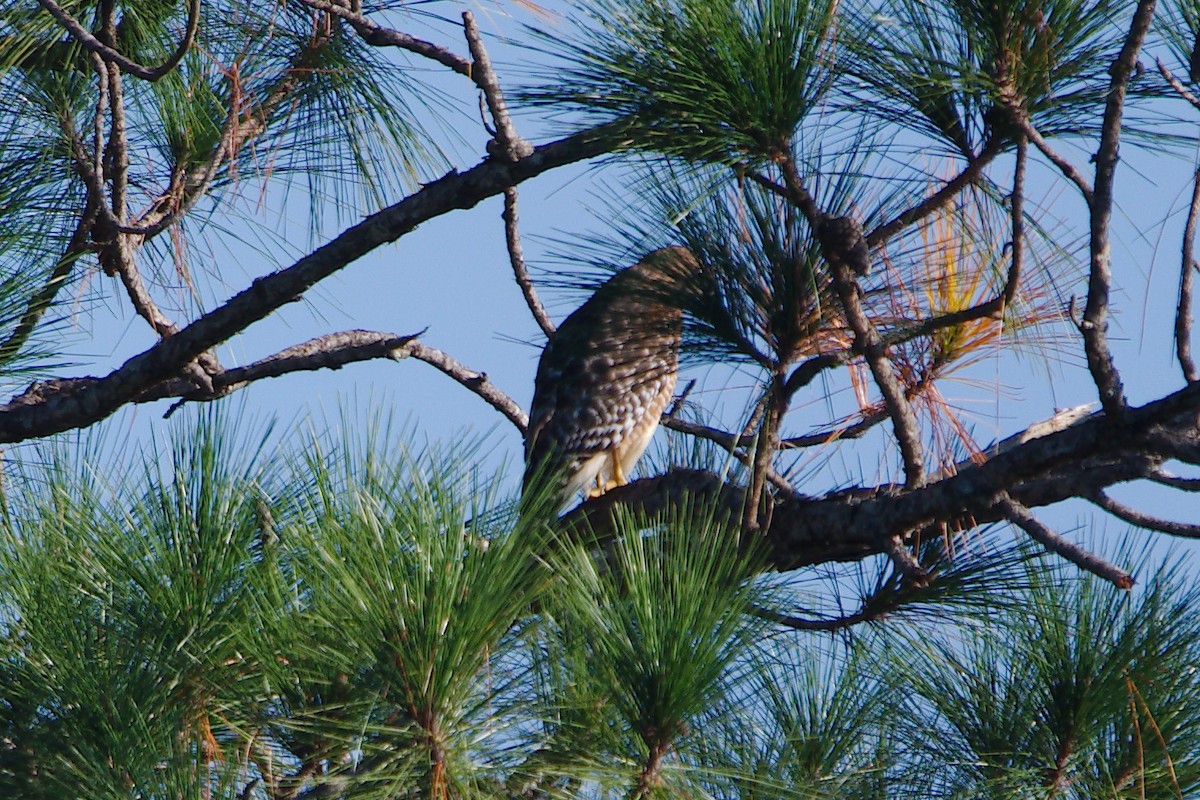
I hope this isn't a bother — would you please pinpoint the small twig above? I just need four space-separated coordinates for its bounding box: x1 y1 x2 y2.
1177 164 1200 381
997 494 1134 588
503 188 555 336
1089 491 1200 538
665 379 695 418
35 0 200 82
295 0 472 76
462 11 533 161
781 352 847 400
747 601 880 632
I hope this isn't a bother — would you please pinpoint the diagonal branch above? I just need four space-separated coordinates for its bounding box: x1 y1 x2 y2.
865 137 1002 248
503 188 555 337
295 0 472 76
0 199 99 363
35 0 200 82
1014 117 1094 201
0 122 623 444
394 339 528 432
1089 490 1200 539
1158 58 1200 114
997 494 1133 588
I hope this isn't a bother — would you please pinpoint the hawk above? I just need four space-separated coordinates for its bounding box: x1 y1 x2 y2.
522 246 699 510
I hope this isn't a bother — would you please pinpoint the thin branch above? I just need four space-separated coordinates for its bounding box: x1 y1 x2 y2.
295 0 472 75
779 409 888 449
748 601 881 631
35 0 200 82
997 494 1134 588
0 199 99 362
865 137 1001 248
1081 0 1156 415
1089 490 1200 538
817 222 926 487
394 339 529 433
1004 135 1027 308
1015 117 1095 201
141 329 422 403
1147 470 1200 491
781 352 846 399
503 188 555 337
1177 164 1200 381
462 11 533 161
1157 59 1200 113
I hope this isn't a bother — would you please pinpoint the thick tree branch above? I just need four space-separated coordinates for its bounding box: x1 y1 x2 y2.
566 382 1200 576
35 0 200 82
0 123 622 443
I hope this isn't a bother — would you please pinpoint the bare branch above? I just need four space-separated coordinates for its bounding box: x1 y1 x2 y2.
295 0 472 76
35 0 200 82
1148 470 1200 491
748 601 882 632
779 409 888 449
1089 490 1200 539
815 213 927 488
139 330 422 404
1158 59 1200 114
883 535 930 587
503 188 555 337
1014 117 1095 201
1081 0 1157 415
1178 165 1200 381
1004 135 1027 308
394 339 528 433
998 494 1134 588
462 11 533 161
0 123 624 443
866 138 1001 248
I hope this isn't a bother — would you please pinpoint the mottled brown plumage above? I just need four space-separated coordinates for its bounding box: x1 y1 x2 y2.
523 246 698 509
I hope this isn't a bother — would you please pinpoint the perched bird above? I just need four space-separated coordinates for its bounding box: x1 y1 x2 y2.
522 246 699 511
